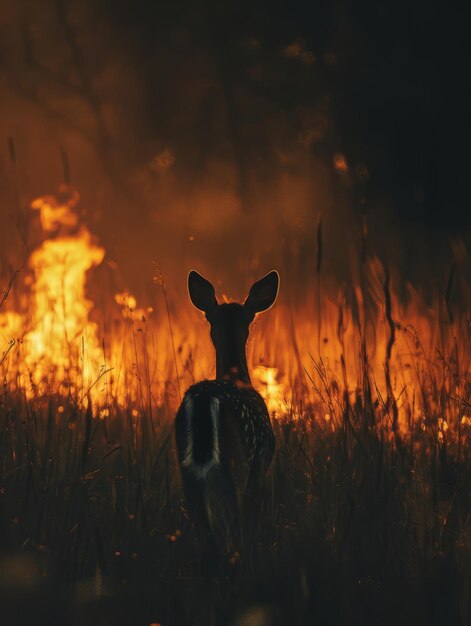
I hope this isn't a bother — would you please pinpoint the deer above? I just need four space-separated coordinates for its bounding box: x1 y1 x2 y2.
175 270 279 574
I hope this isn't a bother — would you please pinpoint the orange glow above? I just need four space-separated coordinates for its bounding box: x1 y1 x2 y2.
1 187 470 450
252 366 288 415
333 153 349 173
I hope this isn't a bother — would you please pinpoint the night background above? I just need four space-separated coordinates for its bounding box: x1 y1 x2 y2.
0 1 470 625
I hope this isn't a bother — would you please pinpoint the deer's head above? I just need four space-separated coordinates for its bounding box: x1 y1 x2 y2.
188 270 279 382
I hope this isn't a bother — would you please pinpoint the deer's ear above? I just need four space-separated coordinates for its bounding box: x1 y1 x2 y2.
244 271 279 316
188 271 218 313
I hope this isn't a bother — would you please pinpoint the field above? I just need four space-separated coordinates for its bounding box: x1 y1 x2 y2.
1 193 471 625
1 346 470 626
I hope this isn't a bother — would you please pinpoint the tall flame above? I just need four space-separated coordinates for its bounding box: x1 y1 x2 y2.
1 187 105 400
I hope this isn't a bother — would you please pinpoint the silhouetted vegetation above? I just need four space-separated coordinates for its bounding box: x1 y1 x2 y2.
1 370 469 625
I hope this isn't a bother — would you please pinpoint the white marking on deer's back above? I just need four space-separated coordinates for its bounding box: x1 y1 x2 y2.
181 395 221 479
181 397 194 469
210 397 221 464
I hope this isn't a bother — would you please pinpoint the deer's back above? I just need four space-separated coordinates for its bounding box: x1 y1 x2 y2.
175 380 275 483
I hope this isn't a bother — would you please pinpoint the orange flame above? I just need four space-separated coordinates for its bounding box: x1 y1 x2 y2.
0 187 470 450
1 188 105 401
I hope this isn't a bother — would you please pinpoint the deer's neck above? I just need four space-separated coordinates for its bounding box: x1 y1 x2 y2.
215 340 251 384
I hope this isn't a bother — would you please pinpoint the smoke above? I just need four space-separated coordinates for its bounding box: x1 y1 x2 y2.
0 0 466 307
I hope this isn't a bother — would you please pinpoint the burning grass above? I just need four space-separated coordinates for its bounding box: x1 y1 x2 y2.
0 189 470 625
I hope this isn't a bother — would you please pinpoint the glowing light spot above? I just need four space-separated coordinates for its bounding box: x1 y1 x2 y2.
253 366 287 415
115 292 137 311
282 41 304 58
150 148 175 173
333 153 349 173
99 408 109 420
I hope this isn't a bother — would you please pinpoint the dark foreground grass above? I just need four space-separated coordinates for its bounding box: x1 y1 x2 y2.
0 390 470 626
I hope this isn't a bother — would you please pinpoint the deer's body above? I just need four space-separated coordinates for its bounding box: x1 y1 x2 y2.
175 271 279 572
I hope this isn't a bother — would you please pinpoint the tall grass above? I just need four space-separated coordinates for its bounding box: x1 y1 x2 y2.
1 253 470 625
0 352 470 625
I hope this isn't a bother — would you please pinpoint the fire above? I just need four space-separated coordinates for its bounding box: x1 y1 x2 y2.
1 186 471 449
31 189 80 232
114 291 152 321
252 366 288 415
26 225 104 376
1 187 105 400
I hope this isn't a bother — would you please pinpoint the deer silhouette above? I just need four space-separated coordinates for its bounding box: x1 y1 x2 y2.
175 270 279 574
